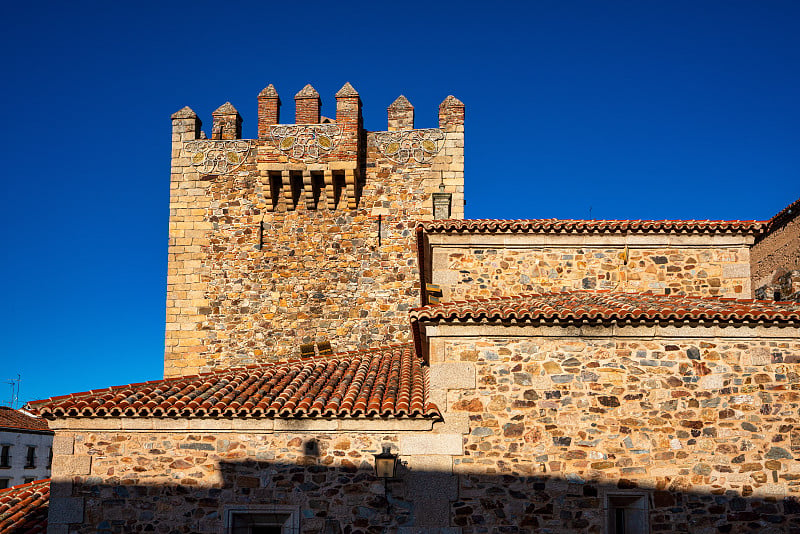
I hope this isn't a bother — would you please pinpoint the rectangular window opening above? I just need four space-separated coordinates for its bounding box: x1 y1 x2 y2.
606 493 648 534
0 479 9 489
225 505 299 534
25 446 35 469
0 446 10 468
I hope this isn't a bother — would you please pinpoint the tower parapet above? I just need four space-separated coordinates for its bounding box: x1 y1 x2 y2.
164 81 465 376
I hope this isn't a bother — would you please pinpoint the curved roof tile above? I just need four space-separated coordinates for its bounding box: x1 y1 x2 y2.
27 345 440 420
418 218 765 235
0 479 49 534
410 291 800 325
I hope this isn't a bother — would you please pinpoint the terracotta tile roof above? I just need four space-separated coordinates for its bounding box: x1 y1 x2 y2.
418 218 765 235
28 345 440 419
410 291 800 325
0 479 49 534
0 408 50 434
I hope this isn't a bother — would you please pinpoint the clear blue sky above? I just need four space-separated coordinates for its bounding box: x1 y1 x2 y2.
2 1 798 405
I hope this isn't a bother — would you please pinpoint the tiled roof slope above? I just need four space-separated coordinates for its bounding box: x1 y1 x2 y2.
418 218 765 235
28 345 440 419
410 291 800 325
0 408 50 433
0 479 49 534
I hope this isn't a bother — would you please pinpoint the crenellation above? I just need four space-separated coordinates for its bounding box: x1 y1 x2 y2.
165 82 465 375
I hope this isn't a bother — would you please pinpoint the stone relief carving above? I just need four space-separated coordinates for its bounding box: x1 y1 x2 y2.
375 128 445 164
185 140 252 174
269 124 342 162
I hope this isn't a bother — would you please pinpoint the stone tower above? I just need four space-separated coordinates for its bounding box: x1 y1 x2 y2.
166 83 465 376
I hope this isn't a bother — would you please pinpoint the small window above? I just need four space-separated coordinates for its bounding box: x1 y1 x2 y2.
47 447 53 470
226 505 299 534
606 492 648 534
0 478 9 489
0 446 10 468
23 477 35 484
25 446 36 468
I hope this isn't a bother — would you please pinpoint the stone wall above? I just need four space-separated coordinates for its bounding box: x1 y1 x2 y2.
425 233 753 302
423 323 800 533
165 86 464 376
751 200 800 297
46 418 463 533
755 270 800 303
49 323 800 533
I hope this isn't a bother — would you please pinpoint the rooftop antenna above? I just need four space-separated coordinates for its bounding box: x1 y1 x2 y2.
4 375 20 409
589 206 593 220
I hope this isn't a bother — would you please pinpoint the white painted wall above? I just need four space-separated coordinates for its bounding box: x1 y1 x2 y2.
0 429 53 487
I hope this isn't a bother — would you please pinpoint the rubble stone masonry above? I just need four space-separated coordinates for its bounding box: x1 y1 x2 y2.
48 322 800 533
426 233 754 302
425 322 800 533
751 199 800 298
165 85 464 376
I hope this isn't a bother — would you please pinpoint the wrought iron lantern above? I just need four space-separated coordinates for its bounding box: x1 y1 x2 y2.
373 446 399 479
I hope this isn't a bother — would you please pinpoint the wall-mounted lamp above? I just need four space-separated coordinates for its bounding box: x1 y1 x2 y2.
432 180 452 220
373 446 399 479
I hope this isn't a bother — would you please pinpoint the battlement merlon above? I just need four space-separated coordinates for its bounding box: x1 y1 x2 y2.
295 84 321 124
170 106 202 144
172 87 465 143
257 84 281 137
211 102 242 140
439 95 465 133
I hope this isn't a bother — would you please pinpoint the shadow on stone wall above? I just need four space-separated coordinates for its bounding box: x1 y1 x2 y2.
49 455 800 534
